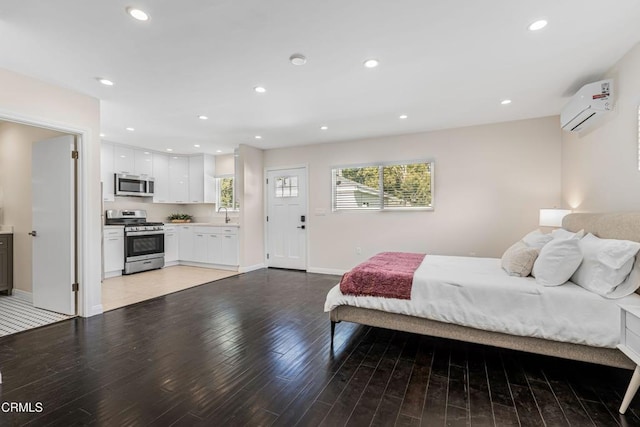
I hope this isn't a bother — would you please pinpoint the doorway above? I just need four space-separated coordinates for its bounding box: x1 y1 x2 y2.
0 121 78 336
266 167 308 270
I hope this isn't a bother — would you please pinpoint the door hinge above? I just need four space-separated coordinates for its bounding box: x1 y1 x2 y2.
71 150 79 160
266 216 269 222
266 178 269 184
72 282 79 292
267 253 269 260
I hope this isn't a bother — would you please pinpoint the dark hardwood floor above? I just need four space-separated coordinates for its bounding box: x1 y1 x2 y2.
1 269 640 426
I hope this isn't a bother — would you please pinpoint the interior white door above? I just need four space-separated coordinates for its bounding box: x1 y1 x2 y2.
267 167 307 270
32 135 76 315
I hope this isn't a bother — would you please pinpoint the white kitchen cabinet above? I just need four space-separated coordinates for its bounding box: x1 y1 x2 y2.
100 141 115 202
188 154 216 203
164 226 179 265
219 231 239 266
178 225 194 262
152 153 170 203
114 146 135 174
103 227 124 277
193 231 209 263
169 156 189 203
134 149 153 177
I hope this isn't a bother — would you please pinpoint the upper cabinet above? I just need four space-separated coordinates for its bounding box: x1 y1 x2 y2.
188 154 216 203
152 153 170 203
168 155 189 203
102 142 219 204
134 150 153 176
113 146 135 174
100 141 115 202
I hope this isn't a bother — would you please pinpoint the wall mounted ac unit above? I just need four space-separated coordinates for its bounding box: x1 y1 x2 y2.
560 79 613 132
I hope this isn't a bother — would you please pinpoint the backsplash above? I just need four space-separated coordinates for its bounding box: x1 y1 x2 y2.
104 198 236 224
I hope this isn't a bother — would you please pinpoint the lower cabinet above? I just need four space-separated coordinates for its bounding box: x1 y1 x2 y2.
177 225 239 268
164 226 179 264
103 227 124 278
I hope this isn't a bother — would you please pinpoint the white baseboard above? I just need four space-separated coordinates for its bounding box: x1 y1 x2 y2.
12 289 33 303
88 304 104 317
104 270 122 279
307 267 347 276
180 261 238 272
239 263 266 273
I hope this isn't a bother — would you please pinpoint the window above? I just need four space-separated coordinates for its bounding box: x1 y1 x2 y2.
332 161 433 211
275 175 299 198
217 175 238 210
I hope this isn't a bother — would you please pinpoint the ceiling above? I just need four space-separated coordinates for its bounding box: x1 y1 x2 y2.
1 1 639 155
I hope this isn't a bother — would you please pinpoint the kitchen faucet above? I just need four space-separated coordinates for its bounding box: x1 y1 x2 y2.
218 207 230 224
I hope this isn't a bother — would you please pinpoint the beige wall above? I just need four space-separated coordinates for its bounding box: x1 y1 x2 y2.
237 144 265 269
562 43 640 211
215 154 235 176
265 116 563 273
0 67 101 316
0 122 64 293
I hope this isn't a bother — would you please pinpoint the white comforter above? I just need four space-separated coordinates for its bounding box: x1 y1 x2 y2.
324 255 640 348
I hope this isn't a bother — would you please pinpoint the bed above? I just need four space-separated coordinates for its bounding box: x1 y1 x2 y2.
325 212 640 369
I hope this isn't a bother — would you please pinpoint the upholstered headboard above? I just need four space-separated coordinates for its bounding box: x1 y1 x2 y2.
563 212 640 243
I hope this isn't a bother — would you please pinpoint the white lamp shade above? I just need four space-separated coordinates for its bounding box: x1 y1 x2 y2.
539 209 572 227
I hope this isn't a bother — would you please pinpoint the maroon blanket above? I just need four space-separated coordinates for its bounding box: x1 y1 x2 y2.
339 252 426 300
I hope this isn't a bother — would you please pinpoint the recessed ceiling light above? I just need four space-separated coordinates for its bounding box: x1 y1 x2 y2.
363 59 380 68
198 115 208 120
120 155 126 158
254 86 266 93
320 126 328 130
97 78 114 86
144 151 150 154
166 148 173 152
399 114 408 119
528 19 547 31
125 127 135 131
126 7 149 21
289 53 307 66
194 144 200 148
99 133 105 137
501 99 512 105
216 150 222 153
255 135 262 139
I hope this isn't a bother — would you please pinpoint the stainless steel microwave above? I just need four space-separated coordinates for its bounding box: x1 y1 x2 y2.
115 173 155 197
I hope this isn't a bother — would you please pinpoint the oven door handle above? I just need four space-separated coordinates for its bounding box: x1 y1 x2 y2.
126 230 165 236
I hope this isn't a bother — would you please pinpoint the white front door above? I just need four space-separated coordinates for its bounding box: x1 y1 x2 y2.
32 135 76 315
266 167 307 270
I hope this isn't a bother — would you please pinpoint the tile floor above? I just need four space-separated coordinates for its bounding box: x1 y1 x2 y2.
0 296 74 337
101 265 239 311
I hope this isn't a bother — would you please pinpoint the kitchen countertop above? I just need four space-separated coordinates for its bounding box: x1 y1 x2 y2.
0 225 14 234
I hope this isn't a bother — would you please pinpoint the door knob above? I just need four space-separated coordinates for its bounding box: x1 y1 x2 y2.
297 225 306 230
28 230 37 237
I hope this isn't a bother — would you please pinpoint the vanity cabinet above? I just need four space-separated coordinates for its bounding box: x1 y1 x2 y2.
0 234 13 294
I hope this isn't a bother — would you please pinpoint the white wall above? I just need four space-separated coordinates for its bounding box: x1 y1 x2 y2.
265 116 563 273
237 144 265 270
0 121 64 294
0 67 101 316
562 42 640 211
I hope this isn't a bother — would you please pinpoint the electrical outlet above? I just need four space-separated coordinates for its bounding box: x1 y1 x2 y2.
356 247 362 254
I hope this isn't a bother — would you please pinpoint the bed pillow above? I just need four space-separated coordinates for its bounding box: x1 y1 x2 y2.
522 230 553 249
532 237 583 286
501 241 539 277
551 228 585 240
570 233 640 297
606 253 640 299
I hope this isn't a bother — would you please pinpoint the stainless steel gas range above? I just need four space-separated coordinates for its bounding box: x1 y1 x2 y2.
105 209 165 275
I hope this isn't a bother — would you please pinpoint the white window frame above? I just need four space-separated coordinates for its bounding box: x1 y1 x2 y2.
331 160 434 212
216 174 238 211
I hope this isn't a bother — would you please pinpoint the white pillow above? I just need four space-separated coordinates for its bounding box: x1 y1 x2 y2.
522 230 553 249
607 253 640 299
551 228 585 240
571 233 640 297
532 237 583 286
